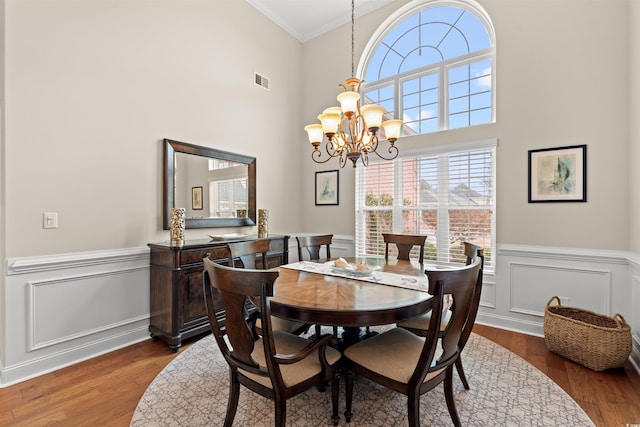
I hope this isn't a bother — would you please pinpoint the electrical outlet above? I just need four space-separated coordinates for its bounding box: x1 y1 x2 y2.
43 212 58 229
558 296 569 306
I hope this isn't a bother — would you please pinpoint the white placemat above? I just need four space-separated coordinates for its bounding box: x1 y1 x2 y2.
280 261 430 292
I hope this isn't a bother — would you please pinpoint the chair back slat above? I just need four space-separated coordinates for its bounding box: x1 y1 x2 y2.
409 280 445 386
296 234 333 261
425 257 482 368
382 233 427 264
228 239 271 269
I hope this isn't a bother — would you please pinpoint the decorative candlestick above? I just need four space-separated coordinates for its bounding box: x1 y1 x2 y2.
170 208 185 247
258 209 269 238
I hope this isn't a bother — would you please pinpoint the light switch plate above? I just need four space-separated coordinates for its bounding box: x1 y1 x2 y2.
43 212 58 229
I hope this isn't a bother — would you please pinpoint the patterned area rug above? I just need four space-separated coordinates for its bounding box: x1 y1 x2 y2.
131 328 594 426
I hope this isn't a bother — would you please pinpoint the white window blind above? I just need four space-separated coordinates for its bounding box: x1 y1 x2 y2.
355 140 496 271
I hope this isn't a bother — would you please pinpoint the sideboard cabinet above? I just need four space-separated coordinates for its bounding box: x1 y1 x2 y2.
148 235 290 351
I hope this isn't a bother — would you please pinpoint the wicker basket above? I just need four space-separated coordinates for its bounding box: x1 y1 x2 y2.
543 296 632 371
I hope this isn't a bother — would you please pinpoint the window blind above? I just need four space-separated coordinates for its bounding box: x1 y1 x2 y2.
355 140 496 271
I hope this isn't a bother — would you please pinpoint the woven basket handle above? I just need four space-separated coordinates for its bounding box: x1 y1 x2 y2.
613 313 629 328
546 296 561 308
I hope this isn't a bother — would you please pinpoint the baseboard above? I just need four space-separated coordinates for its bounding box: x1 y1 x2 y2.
0 323 150 388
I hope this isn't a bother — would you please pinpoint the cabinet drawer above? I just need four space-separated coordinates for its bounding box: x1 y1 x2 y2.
181 246 229 265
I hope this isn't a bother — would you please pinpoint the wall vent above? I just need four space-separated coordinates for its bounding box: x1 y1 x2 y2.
254 72 270 90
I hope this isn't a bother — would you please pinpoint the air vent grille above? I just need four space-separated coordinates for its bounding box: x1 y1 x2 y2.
254 72 270 90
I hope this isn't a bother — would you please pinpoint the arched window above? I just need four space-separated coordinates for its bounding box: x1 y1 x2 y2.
360 0 495 134
355 1 496 271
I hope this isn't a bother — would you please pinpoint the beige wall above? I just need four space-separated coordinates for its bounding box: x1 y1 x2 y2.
3 0 304 258
302 0 631 251
630 0 640 252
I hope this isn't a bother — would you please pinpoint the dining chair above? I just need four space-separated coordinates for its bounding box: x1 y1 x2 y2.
227 240 311 336
202 257 341 427
382 233 427 264
397 242 484 390
296 234 337 337
343 257 482 427
296 234 333 261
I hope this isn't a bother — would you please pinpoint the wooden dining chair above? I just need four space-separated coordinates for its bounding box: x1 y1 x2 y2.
203 257 341 427
296 234 333 261
296 234 337 337
397 242 484 390
227 240 311 336
343 257 482 427
382 233 427 264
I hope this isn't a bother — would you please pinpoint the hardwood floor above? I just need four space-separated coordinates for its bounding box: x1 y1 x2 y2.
0 325 638 426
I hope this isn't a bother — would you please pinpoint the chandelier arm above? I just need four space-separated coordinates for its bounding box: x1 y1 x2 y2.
360 152 369 167
312 149 338 164
339 151 348 168
370 144 400 161
324 140 341 158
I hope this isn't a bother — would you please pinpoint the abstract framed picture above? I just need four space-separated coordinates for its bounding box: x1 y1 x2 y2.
192 186 203 210
528 145 586 203
315 170 339 206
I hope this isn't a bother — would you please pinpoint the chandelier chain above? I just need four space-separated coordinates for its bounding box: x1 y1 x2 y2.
351 0 355 77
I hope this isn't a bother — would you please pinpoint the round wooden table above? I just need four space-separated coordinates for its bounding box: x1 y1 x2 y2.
270 258 432 346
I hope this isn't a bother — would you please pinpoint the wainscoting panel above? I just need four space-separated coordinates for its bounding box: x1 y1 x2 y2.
509 263 611 317
477 245 634 347
628 259 640 374
28 266 149 351
2 247 151 387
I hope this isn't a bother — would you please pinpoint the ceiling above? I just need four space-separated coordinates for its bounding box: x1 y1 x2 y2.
246 0 394 43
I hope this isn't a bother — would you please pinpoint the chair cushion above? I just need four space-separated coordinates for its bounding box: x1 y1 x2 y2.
396 308 452 332
241 330 341 388
343 327 444 384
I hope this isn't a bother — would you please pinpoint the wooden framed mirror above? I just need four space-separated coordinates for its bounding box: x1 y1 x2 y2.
163 139 256 229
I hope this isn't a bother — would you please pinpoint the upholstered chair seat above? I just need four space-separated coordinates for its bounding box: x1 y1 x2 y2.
343 328 444 384
244 330 341 388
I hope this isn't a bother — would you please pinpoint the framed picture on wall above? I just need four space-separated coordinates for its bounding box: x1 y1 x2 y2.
528 145 587 203
192 186 203 210
315 170 339 206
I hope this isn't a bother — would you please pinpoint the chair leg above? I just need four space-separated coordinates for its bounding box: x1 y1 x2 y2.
224 371 240 427
331 368 340 426
455 357 470 390
344 370 354 423
274 398 287 427
444 366 462 427
407 391 421 427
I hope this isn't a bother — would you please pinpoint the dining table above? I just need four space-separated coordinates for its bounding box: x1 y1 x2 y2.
269 257 433 348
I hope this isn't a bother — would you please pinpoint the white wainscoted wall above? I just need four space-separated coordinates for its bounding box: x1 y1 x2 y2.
2 237 638 386
2 247 151 386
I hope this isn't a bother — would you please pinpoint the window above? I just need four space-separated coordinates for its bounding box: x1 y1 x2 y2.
360 1 495 134
355 140 496 271
207 161 248 217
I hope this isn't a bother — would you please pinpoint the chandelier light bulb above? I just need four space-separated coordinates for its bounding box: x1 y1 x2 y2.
304 124 324 145
382 119 403 143
318 112 341 136
360 104 386 132
337 91 360 118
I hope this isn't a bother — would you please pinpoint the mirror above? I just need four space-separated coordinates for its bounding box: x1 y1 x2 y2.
163 139 256 229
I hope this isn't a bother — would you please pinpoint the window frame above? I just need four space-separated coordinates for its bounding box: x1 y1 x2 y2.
355 139 497 273
357 0 496 133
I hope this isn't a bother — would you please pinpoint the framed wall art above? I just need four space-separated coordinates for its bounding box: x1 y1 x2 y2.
528 145 586 203
315 170 339 206
192 186 203 210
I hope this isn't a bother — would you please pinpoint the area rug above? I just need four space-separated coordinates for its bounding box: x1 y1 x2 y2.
131 328 594 426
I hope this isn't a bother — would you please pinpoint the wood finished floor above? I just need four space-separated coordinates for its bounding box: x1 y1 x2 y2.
0 325 639 426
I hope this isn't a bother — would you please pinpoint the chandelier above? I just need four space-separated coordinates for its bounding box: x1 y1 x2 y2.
304 0 403 168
